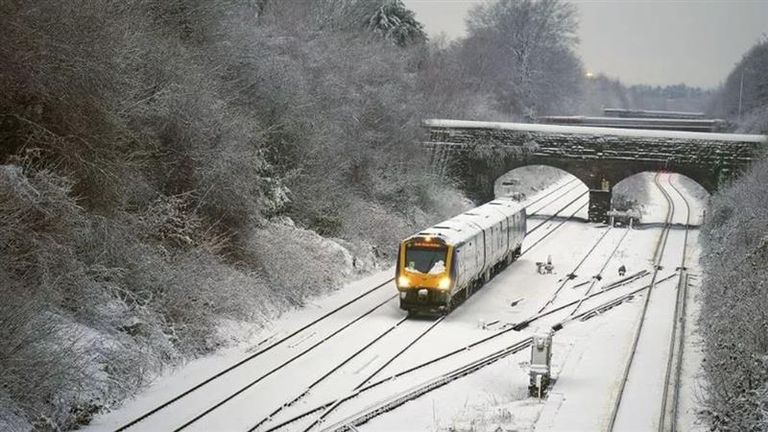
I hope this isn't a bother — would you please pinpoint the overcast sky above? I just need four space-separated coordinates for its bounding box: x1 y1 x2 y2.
402 0 768 88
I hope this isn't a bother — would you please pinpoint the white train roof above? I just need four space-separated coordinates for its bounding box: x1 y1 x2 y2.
408 198 525 245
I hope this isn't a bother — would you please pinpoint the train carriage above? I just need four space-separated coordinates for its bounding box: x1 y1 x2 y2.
396 198 527 314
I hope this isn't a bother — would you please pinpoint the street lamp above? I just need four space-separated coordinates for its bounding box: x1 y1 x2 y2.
738 68 744 121
737 65 754 122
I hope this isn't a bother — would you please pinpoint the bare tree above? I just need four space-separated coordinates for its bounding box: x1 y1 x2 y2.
460 0 582 116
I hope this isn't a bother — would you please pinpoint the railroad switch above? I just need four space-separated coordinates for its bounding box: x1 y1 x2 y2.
529 330 553 398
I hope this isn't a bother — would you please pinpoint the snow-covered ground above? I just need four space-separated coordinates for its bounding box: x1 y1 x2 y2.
84 174 709 432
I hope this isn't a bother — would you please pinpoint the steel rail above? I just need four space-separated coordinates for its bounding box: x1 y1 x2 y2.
172 295 396 432
522 202 589 256
536 226 613 314
528 181 582 216
524 178 579 212
248 315 410 431
271 271 677 432
114 279 394 431
527 190 589 235
320 276 681 432
119 178 586 431
250 315 445 432
658 176 692 432
319 337 535 432
606 172 677 432
570 228 633 316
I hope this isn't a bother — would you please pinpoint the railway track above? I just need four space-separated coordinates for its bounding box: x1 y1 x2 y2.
111 178 584 431
527 180 582 216
254 184 591 431
251 316 446 432
534 226 613 314
569 228 633 316
291 175 692 432
313 273 679 432
266 267 673 432
658 177 692 432
114 279 395 432
606 173 692 432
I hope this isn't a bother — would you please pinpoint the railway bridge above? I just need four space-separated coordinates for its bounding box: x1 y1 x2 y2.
424 119 767 222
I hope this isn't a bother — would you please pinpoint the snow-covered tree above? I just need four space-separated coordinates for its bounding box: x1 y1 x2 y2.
366 0 426 47
710 37 768 133
460 0 583 116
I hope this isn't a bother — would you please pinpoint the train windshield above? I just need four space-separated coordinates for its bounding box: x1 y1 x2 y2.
404 246 447 274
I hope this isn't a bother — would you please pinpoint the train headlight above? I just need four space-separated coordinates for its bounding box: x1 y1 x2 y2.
438 277 451 290
398 275 410 288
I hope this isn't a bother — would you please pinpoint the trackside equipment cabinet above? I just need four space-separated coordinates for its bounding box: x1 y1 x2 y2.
529 330 553 398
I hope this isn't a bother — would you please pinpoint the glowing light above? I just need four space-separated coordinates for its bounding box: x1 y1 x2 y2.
585 71 595 79
398 275 410 288
438 277 451 290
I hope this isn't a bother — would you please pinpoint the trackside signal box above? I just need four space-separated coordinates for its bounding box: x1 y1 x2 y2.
529 330 553 398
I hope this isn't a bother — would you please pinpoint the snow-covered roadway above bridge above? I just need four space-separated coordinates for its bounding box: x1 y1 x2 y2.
424 118 767 143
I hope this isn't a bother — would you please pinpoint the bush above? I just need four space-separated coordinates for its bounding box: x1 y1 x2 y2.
0 0 589 429
699 157 768 431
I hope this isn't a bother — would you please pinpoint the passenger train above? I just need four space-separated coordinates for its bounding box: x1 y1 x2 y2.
396 198 527 314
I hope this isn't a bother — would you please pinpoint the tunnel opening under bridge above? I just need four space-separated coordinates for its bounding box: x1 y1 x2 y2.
493 165 590 220
611 171 710 226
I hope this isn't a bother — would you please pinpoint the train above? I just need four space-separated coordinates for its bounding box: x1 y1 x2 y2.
396 198 527 314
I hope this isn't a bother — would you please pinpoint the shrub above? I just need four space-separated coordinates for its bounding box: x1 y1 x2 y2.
699 157 768 431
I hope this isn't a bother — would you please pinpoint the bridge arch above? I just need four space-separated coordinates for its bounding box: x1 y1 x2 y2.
425 119 765 222
446 150 598 204
595 161 719 195
494 165 587 200
612 171 709 223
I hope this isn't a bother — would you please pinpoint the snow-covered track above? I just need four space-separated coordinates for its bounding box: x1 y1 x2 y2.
112 178 586 432
527 189 589 234
317 275 679 432
250 316 446 432
527 180 582 216
522 200 589 255
607 173 692 432
319 337 535 432
267 271 670 432
569 228 633 316
534 226 613 314
658 177 692 432
114 280 394 431
171 295 397 432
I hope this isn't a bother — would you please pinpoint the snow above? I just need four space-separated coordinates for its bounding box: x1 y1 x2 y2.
423 118 768 143
82 174 710 432
415 196 524 245
429 260 446 274
603 108 706 118
539 116 722 125
353 174 707 432
402 260 445 275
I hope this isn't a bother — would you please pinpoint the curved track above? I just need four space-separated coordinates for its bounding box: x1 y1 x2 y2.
606 173 692 432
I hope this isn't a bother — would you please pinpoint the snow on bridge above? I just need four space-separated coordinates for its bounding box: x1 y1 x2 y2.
421 119 767 222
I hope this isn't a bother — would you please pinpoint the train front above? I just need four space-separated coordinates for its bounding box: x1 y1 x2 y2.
396 235 455 314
